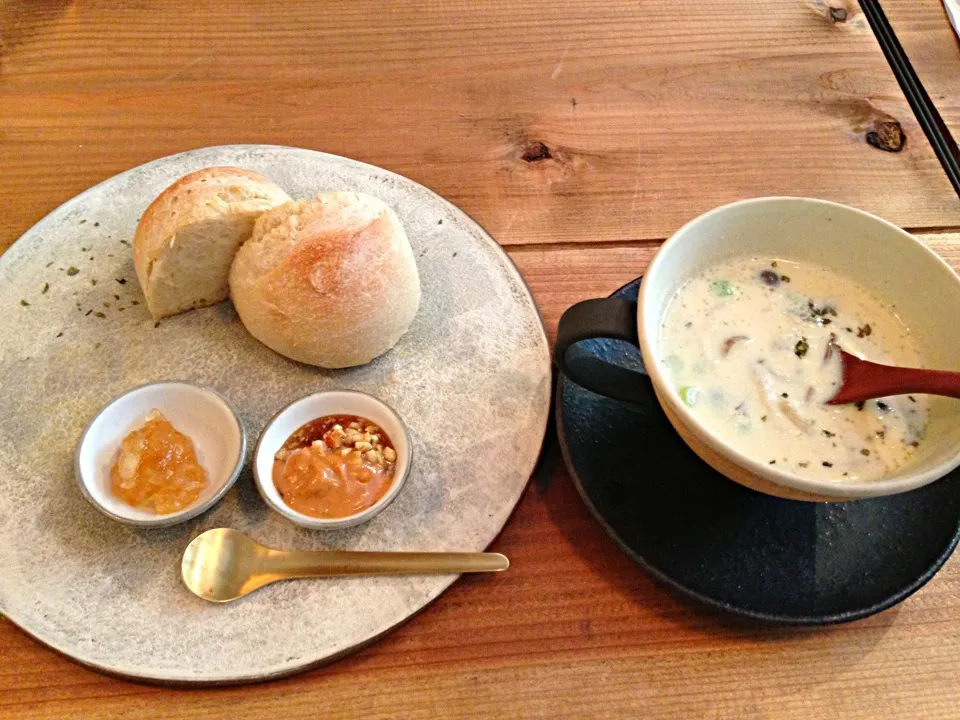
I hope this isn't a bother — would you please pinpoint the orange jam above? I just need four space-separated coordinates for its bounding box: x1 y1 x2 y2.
273 415 397 519
111 409 208 514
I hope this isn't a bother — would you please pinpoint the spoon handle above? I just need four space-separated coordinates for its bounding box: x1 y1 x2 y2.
263 549 509 577
887 368 960 399
831 353 960 404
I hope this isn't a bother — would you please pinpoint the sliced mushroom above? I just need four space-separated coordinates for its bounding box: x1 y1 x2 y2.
778 399 814 433
721 335 749 356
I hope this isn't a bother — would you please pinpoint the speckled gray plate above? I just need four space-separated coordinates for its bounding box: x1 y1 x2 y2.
0 145 550 684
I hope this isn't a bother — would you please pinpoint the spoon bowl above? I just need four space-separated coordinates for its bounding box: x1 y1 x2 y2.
181 528 510 603
182 528 276 602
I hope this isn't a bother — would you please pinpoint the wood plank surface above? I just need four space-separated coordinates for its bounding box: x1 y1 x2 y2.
3 0 960 717
2 0 959 254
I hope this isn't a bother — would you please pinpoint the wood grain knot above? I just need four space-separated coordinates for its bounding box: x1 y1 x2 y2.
866 121 906 152
522 142 553 163
828 7 848 23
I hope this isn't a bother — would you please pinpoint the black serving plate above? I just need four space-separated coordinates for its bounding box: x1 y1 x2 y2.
556 277 960 624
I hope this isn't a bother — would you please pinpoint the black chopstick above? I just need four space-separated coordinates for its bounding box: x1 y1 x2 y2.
859 0 960 200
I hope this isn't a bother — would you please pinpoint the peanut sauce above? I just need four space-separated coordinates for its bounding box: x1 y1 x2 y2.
273 415 397 519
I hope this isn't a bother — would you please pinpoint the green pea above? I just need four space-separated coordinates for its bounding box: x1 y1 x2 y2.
712 279 734 297
734 414 752 435
679 386 699 407
663 355 684 375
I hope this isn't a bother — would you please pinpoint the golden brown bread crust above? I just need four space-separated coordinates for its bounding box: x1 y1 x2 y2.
229 192 421 368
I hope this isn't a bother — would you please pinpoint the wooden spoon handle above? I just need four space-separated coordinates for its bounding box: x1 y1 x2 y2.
830 354 960 404
263 549 510 578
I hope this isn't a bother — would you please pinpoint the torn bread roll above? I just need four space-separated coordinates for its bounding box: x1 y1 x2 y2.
229 192 421 368
133 167 291 318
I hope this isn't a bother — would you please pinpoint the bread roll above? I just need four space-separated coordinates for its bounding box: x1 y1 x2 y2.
133 167 291 318
229 192 421 368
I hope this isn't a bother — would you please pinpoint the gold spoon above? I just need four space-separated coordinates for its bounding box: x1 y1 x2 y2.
181 528 510 603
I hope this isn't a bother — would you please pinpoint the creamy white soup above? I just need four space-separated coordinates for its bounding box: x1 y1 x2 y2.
659 257 929 481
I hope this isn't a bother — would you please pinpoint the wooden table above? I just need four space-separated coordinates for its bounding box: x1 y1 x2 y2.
3 1 960 717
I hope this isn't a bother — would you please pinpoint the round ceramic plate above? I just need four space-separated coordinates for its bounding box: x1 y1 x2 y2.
557 278 960 625
0 145 551 682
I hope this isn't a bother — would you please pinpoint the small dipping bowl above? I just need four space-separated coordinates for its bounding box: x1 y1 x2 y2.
75 381 246 527
254 390 412 529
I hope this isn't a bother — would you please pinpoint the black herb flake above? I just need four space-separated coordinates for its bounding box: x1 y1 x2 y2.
807 301 838 325
113 294 120 301
857 324 872 338
81 247 88 252
771 261 778 268
94 311 105 318
794 337 809 358
860 448 871 456
781 392 789 398
877 401 890 412
120 239 131 247
131 300 140 305
760 270 780 287
85 309 92 316
761 415 768 422
823 430 836 438
79 219 87 225
94 222 100 227
56 332 63 338
781 275 791 283
116 278 127 285
855 401 865 411
798 461 809 468
769 459 776 464
822 461 833 467
66 266 80 276
46 261 54 268
94 342 101 349
20 299 29 306
103 302 111 308
154 321 161 328
877 430 886 439
908 395 916 403
41 282 49 294
91 279 97 286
